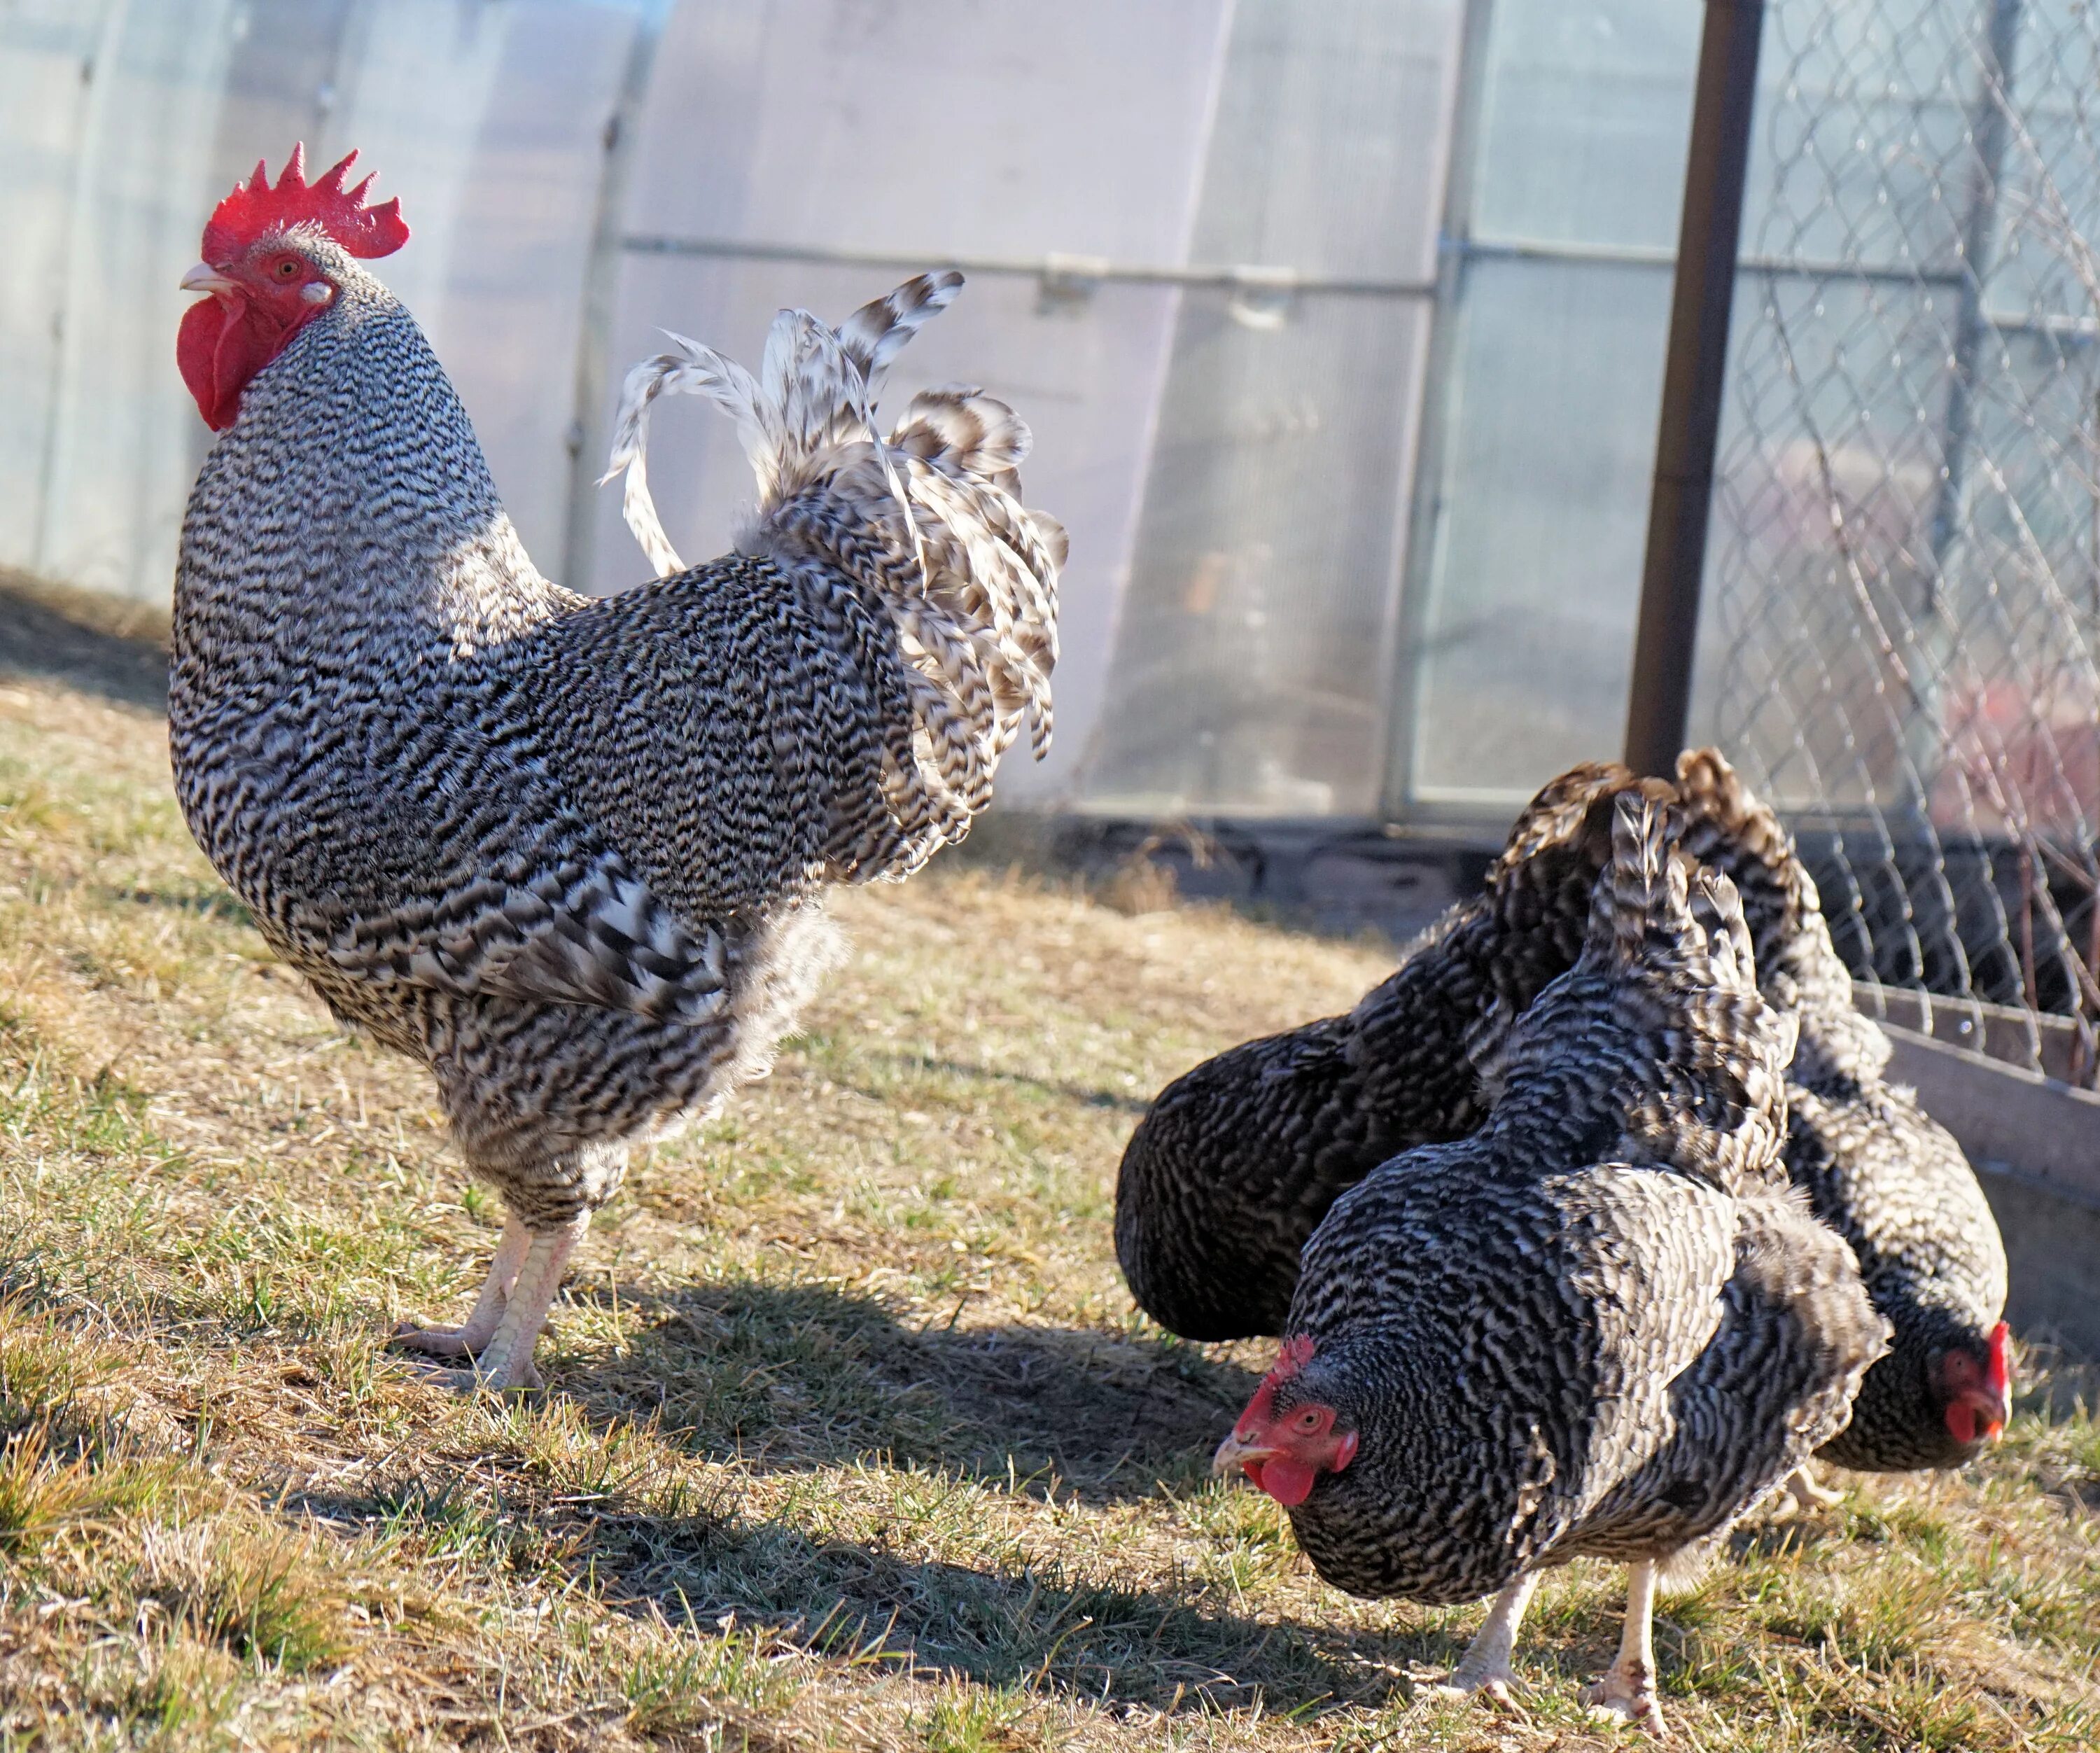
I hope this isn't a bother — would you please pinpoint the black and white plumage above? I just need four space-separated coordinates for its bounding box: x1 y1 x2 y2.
1214 802 1886 1731
172 221 1060 1389
1114 763 1668 1340
1122 745 2012 1481
1673 752 2011 1473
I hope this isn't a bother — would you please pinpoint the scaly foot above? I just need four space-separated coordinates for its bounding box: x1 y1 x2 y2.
388 1216 531 1362
1586 1659 1665 1736
1784 1463 1844 1512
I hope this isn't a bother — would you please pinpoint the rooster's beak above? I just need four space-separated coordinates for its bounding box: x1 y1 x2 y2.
181 263 238 298
1211 1431 1275 1478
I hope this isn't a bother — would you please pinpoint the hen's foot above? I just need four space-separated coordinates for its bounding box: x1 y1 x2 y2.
1585 1663 1664 1735
1588 1558 1666 1735
1429 1573 1538 1714
1782 1463 1844 1513
412 1214 588 1396
1427 1674 1525 1714
388 1215 531 1361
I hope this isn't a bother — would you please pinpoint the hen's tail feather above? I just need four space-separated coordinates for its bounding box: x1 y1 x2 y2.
1585 798 1698 973
603 272 1062 877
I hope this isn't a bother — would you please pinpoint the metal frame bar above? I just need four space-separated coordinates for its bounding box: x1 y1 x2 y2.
1377 0 1500 821
619 232 1436 300
560 1 676 596
1623 0 1768 778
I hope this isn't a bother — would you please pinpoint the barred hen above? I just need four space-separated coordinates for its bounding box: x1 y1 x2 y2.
170 148 1060 1389
1674 752 2010 1476
1214 802 1886 1732
1114 763 1665 1339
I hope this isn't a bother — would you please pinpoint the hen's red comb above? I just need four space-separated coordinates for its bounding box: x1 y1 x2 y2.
1986 1320 2011 1399
1273 1335 1316 1380
202 144 408 263
1234 1336 1317 1435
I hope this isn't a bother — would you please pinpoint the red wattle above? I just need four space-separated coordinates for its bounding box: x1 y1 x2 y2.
1945 1401 1978 1446
1254 1457 1316 1507
178 295 305 431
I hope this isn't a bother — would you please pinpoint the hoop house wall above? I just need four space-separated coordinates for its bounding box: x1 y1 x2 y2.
0 0 659 602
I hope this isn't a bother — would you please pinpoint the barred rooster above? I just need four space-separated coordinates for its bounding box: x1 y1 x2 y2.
1114 762 1667 1339
171 148 1060 1390
1214 802 1886 1731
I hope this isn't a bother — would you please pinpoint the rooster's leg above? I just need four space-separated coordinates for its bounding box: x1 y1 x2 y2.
1586 1558 1665 1735
391 1214 531 1357
1432 1571 1539 1707
423 1213 589 1392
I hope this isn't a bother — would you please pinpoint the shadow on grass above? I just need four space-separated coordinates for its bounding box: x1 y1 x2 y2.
852 1049 1154 1117
299 1455 1446 1721
562 1278 1261 1507
0 575 169 712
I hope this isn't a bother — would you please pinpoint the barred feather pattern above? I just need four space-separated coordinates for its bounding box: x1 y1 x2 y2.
1121 750 2009 1480
1114 762 1669 1340
1672 750 2010 1472
603 272 1063 881
171 240 1035 1242
1266 801 1886 1604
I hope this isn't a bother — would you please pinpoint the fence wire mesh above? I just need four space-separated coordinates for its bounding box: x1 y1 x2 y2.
1708 0 2100 1085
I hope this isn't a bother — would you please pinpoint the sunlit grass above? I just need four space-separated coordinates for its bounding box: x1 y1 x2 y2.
0 673 2092 1749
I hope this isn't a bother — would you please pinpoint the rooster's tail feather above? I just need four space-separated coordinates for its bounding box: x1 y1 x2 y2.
601 273 1063 876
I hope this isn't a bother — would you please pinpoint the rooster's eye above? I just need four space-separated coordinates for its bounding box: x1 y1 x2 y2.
1294 1409 1324 1433
274 258 301 280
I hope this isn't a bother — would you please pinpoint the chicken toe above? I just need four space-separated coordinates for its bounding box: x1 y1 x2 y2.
414 1215 585 1393
391 1216 531 1358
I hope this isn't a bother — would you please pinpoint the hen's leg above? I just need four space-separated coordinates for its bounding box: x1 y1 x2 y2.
1781 1462 1844 1513
1586 1558 1665 1735
424 1214 589 1392
392 1214 531 1357
1433 1572 1539 1706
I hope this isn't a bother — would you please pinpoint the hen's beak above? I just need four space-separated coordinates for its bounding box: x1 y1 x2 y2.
181 263 238 298
1212 1430 1275 1478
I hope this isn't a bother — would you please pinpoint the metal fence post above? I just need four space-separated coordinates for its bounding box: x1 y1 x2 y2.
1623 0 1767 778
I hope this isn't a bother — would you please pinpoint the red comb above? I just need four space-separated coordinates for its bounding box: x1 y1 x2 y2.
1235 1336 1318 1436
1986 1320 2011 1399
202 144 408 263
1273 1335 1316 1379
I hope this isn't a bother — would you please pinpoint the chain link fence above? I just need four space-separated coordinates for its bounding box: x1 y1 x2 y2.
1707 0 2100 1086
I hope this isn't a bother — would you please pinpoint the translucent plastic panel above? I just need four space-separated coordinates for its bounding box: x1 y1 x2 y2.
1080 290 1433 817
13 0 649 602
1186 0 1462 284
0 2 115 572
33 0 240 598
626 0 1231 266
1408 257 1676 802
1472 0 1702 251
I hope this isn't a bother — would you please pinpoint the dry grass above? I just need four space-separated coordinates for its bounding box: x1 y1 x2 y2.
0 673 2094 1752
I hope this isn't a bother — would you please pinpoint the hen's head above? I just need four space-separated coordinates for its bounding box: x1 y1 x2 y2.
178 144 409 431
1212 1336 1360 1508
1933 1320 2012 1448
